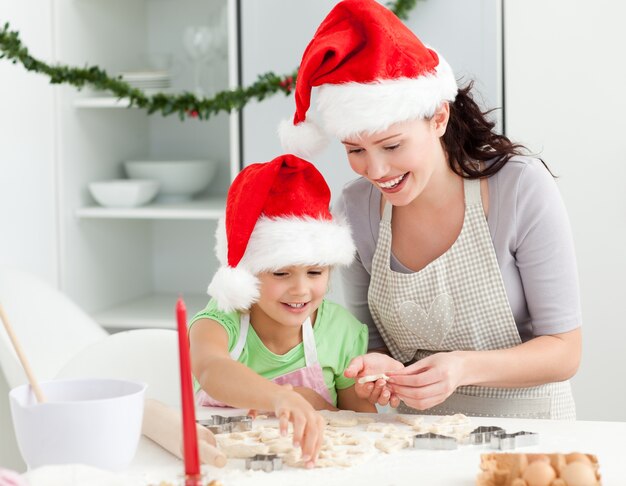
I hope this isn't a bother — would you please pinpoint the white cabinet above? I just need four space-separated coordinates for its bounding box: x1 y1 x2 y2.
53 0 240 331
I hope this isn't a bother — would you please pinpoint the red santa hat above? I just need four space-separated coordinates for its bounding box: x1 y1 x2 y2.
279 0 458 158
208 154 355 312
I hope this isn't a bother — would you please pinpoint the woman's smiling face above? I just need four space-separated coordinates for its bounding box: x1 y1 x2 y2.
341 105 450 206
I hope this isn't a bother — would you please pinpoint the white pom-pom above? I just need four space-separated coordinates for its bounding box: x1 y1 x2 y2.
278 118 328 159
207 266 260 313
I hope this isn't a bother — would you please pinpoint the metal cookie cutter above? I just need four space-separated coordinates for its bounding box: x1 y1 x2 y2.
245 453 283 472
469 426 505 445
490 431 539 450
413 432 458 450
197 415 253 434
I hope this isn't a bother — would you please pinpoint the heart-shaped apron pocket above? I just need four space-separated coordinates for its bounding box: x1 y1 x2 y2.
398 293 456 348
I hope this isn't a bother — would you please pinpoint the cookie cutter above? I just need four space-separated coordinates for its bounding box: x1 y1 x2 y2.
413 432 458 450
245 453 283 472
490 431 539 450
468 426 506 445
197 415 253 434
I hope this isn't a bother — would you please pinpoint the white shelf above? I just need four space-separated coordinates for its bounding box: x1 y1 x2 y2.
94 292 209 330
76 197 226 220
74 97 135 109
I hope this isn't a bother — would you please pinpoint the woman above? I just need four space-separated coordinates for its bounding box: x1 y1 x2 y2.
278 0 581 419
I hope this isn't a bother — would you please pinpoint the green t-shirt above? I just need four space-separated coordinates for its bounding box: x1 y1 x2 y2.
189 299 368 406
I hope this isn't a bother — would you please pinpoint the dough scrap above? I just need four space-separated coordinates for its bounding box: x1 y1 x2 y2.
375 438 409 454
259 427 282 442
357 373 390 384
320 410 358 427
366 422 397 433
396 414 424 427
220 442 269 458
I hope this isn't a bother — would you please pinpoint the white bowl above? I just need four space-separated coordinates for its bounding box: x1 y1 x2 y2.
88 179 159 208
124 160 218 202
10 378 146 471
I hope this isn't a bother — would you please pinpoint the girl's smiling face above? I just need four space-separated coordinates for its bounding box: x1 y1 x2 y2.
253 265 330 329
341 105 450 207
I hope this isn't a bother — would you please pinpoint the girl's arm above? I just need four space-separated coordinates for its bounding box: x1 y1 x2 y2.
337 385 377 412
190 318 288 410
190 318 324 465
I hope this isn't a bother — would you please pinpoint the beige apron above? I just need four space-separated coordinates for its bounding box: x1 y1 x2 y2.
368 177 576 419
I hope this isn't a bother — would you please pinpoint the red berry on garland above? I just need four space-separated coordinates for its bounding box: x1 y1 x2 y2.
279 76 294 93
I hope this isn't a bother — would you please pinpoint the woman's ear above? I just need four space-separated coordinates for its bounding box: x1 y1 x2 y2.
432 102 450 137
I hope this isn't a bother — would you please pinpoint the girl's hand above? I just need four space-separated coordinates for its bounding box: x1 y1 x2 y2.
344 353 404 407
387 351 466 410
272 385 325 468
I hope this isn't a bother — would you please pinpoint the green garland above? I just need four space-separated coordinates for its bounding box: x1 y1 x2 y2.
0 1 416 121
387 0 419 20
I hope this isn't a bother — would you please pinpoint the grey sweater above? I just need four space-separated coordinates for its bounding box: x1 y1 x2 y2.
334 156 582 350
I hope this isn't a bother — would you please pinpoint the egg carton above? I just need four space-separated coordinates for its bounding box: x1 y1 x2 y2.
476 452 601 486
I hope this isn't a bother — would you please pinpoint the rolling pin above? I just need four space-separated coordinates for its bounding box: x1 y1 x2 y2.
142 398 227 468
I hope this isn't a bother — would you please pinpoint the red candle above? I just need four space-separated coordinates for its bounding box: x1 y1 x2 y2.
176 297 201 483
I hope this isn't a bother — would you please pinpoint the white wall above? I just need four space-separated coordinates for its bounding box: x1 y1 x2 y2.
0 1 58 287
505 0 626 421
0 1 55 471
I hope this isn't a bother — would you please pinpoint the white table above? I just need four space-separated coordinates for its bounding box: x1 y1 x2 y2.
24 410 626 485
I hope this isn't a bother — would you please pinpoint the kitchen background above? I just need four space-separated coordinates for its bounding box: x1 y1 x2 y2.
1 0 625 471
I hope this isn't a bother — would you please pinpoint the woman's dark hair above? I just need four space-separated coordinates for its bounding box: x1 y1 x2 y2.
442 81 552 178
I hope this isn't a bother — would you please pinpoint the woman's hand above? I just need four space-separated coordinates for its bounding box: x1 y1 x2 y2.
343 353 405 407
387 351 466 410
272 385 325 468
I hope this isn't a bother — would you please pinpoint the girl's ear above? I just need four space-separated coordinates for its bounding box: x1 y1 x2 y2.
432 102 450 137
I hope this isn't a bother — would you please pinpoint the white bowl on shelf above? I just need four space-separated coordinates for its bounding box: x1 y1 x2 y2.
124 160 218 202
9 378 146 471
88 179 160 208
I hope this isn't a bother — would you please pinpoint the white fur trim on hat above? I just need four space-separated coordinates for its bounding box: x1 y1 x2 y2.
207 266 260 313
209 214 355 311
278 118 329 159
240 215 355 273
316 53 458 140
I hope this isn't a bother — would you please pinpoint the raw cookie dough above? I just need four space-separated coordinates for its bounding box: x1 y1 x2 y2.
375 438 409 454
220 442 269 458
320 410 359 427
357 373 390 384
396 414 424 427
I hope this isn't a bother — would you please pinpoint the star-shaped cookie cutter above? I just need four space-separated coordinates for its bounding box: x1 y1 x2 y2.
413 432 458 450
196 414 253 434
245 453 283 472
489 430 539 450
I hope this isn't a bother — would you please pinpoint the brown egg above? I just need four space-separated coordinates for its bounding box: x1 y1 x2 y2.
523 461 557 486
528 454 551 464
551 480 567 486
559 462 598 486
511 479 528 486
565 453 592 465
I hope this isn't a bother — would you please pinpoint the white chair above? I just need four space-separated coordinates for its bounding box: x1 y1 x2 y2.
0 266 108 390
56 329 181 408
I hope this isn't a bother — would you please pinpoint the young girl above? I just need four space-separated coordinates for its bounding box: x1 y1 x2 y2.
279 0 581 419
189 154 375 467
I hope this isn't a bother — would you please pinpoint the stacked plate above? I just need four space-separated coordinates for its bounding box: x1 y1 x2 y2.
119 70 171 95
